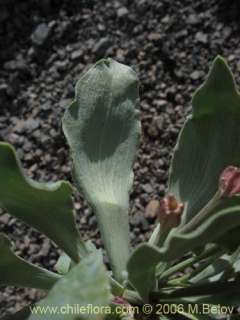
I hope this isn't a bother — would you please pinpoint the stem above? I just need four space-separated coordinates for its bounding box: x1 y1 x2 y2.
158 245 220 281
148 224 161 246
110 277 143 305
96 203 130 283
148 224 172 247
151 279 240 299
179 191 221 234
167 275 189 286
110 277 125 296
159 256 196 280
188 250 224 282
122 289 143 305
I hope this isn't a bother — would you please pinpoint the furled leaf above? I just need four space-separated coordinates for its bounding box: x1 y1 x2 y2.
62 59 140 281
0 233 60 289
168 56 240 224
0 143 88 262
29 251 111 320
127 244 161 301
0 306 31 320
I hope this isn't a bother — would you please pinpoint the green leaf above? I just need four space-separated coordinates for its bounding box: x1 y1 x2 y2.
132 199 240 264
167 293 240 308
62 59 140 281
0 306 31 320
0 143 88 262
0 233 60 289
154 198 240 261
29 251 111 320
127 244 161 302
168 56 240 224
190 255 231 284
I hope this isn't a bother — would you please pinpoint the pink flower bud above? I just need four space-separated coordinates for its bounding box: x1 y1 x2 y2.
158 195 184 232
219 166 240 197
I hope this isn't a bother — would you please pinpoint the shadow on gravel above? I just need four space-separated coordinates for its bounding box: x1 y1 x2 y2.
216 0 240 25
0 0 94 65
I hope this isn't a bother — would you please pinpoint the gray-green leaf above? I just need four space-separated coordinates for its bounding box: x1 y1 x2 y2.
0 143 87 262
29 251 111 320
154 197 240 262
127 244 161 301
168 56 240 224
62 59 140 281
0 233 60 290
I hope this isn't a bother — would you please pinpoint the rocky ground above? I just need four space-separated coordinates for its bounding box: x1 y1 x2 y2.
0 0 240 316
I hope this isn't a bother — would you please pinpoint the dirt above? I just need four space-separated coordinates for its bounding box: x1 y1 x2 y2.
0 0 239 316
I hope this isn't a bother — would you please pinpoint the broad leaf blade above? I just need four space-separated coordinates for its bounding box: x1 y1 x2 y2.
0 233 60 289
169 56 240 224
0 143 87 262
29 251 111 320
127 244 161 302
63 59 140 280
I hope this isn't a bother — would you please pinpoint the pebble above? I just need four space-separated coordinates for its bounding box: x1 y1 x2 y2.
0 0 239 316
145 200 160 218
195 31 208 44
117 7 129 18
190 70 201 80
31 23 50 45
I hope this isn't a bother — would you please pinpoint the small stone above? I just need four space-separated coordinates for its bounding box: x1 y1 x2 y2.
24 119 39 132
237 61 240 72
161 15 170 24
117 7 129 18
155 116 164 131
142 184 153 194
223 26 232 39
190 70 201 80
187 14 200 25
31 23 50 45
195 32 208 44
0 213 10 224
42 101 51 111
145 200 160 218
135 0 148 12
70 49 83 60
148 33 162 41
0 83 8 96
147 126 158 138
3 58 27 71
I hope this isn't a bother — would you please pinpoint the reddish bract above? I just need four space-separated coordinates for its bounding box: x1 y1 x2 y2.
219 166 240 197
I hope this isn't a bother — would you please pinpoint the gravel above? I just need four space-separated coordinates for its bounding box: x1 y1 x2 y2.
0 0 240 316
